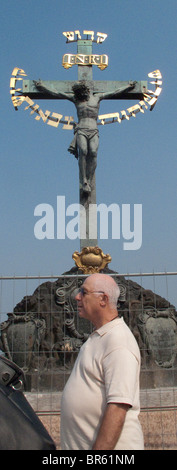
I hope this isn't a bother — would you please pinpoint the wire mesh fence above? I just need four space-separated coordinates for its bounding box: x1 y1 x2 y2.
0 271 177 449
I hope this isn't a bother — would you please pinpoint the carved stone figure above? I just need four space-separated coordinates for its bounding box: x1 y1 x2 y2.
34 80 136 193
129 301 177 368
0 315 46 370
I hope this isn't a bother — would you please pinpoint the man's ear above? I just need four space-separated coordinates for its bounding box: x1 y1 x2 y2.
100 293 108 307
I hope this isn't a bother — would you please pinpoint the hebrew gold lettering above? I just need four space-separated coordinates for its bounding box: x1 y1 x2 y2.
63 30 82 41
143 70 162 110
11 67 27 77
16 68 26 76
83 30 94 40
139 101 148 110
63 30 107 42
127 104 141 117
139 106 144 114
147 97 157 107
127 104 140 113
121 110 129 120
63 116 74 130
150 80 162 85
9 64 162 129
63 31 75 41
148 70 162 79
99 112 121 123
47 112 63 128
12 67 20 77
74 30 81 39
35 109 51 122
154 88 162 97
143 94 151 102
97 32 108 43
30 104 40 115
10 88 22 94
24 97 35 110
11 95 25 108
146 89 157 96
10 77 17 88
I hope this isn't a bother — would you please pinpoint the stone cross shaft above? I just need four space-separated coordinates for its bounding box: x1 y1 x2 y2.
21 36 147 250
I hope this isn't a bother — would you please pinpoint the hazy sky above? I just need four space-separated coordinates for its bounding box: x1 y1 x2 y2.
1 0 177 312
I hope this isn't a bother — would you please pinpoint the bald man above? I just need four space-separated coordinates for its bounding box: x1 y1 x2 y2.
60 273 144 450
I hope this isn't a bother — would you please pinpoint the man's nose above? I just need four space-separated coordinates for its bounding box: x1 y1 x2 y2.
75 290 81 301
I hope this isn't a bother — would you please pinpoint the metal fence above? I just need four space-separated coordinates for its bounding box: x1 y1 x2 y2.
0 270 176 316
0 271 177 449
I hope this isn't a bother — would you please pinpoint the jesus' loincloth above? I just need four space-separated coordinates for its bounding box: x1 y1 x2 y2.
68 127 99 159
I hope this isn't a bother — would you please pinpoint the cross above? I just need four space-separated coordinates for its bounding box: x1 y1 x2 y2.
12 31 148 250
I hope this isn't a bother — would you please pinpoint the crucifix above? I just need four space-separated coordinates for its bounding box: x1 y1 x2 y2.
10 30 162 259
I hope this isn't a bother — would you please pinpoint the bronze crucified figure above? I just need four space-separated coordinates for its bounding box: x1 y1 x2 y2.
34 80 136 194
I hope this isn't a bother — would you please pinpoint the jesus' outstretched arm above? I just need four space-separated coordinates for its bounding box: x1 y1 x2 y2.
33 80 74 102
96 81 137 101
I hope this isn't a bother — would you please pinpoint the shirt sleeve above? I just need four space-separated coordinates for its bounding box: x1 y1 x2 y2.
103 348 139 406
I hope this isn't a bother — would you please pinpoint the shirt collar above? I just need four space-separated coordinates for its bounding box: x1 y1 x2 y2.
91 317 121 337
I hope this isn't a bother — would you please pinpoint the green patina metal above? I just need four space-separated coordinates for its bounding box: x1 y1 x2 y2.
23 79 147 100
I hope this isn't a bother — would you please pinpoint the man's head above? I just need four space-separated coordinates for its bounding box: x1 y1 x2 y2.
72 81 90 101
75 273 120 328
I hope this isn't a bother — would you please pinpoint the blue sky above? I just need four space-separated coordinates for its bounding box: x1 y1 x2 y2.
1 0 177 311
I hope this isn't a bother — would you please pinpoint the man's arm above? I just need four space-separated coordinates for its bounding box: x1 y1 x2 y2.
33 80 74 102
97 81 137 101
92 403 130 450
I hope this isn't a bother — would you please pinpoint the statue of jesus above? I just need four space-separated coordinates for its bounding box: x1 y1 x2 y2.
34 80 136 193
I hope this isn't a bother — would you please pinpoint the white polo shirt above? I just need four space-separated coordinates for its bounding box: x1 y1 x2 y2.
60 317 144 450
